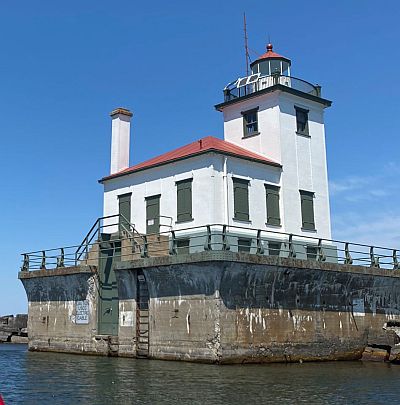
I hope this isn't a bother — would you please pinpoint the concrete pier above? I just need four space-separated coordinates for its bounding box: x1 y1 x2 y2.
19 251 400 363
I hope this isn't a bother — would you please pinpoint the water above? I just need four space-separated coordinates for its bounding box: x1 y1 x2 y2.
1 345 400 404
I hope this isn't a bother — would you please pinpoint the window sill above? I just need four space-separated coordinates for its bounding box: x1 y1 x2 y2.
242 132 260 139
296 131 311 138
301 227 317 232
175 218 194 224
233 218 252 224
265 223 282 228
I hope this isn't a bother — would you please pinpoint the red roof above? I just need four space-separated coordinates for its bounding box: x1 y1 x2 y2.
101 136 281 182
250 43 291 66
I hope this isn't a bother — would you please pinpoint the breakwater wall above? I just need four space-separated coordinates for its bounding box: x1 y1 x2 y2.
0 314 28 343
19 252 400 363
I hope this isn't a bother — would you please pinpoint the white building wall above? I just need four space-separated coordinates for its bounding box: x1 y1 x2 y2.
223 92 282 163
103 155 218 234
220 89 332 241
102 153 282 236
102 88 331 245
279 93 331 240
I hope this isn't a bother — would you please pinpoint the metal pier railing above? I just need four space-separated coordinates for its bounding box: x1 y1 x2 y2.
20 220 400 272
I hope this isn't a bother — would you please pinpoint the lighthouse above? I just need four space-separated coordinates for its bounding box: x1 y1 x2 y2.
215 43 332 240
101 42 332 252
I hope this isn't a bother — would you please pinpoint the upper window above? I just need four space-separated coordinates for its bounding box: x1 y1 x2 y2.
300 190 315 231
242 108 259 137
176 179 193 222
233 178 250 221
265 185 281 226
295 107 309 135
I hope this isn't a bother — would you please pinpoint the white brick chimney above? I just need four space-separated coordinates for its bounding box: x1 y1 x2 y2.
110 107 133 174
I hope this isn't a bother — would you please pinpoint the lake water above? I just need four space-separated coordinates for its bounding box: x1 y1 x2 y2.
1 344 400 404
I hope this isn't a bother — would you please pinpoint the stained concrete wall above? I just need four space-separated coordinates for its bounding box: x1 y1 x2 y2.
19 266 112 355
116 253 400 363
19 253 400 363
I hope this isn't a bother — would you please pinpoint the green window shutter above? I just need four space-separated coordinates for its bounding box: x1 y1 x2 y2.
118 193 131 232
300 191 315 230
233 178 249 221
295 107 309 135
145 195 160 234
176 179 193 222
265 185 281 226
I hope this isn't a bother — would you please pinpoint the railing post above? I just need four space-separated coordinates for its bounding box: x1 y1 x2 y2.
256 230 264 255
370 246 380 268
85 237 89 260
40 251 46 270
169 231 177 255
344 243 353 265
141 235 149 258
317 239 326 262
57 248 65 268
393 250 399 270
204 225 212 251
21 254 29 272
288 234 296 258
222 225 230 251
272 71 280 85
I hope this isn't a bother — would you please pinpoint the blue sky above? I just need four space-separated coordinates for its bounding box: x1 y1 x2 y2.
1 1 399 314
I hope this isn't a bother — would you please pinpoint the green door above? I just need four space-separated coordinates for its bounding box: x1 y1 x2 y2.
118 193 131 233
98 234 120 336
146 195 160 234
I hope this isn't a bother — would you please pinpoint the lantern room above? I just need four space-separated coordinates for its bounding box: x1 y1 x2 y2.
250 43 291 77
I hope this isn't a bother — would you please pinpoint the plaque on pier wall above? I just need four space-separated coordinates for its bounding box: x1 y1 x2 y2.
76 300 90 324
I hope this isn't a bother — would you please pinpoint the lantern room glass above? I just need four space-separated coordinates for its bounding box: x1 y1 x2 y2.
252 59 291 77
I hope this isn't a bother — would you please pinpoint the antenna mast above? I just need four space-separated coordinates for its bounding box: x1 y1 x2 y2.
243 12 250 76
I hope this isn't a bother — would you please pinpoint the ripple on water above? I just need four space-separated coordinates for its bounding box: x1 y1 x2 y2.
1 344 400 404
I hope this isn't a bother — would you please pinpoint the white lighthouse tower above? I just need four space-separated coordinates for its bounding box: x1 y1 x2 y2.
215 43 332 239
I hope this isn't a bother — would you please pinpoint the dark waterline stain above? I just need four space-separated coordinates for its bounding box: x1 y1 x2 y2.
1 344 400 404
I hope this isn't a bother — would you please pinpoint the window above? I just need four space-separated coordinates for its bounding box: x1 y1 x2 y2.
145 195 160 234
268 242 281 256
270 59 281 75
295 107 309 135
233 178 249 221
306 246 318 260
177 239 190 255
238 238 252 253
258 61 270 75
300 190 315 230
265 185 281 226
118 193 131 233
242 108 259 137
176 179 193 222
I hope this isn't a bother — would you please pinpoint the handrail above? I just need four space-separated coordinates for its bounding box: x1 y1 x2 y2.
223 74 321 101
20 221 400 272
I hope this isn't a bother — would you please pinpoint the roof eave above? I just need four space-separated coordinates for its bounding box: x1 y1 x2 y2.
99 149 281 183
250 56 291 67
